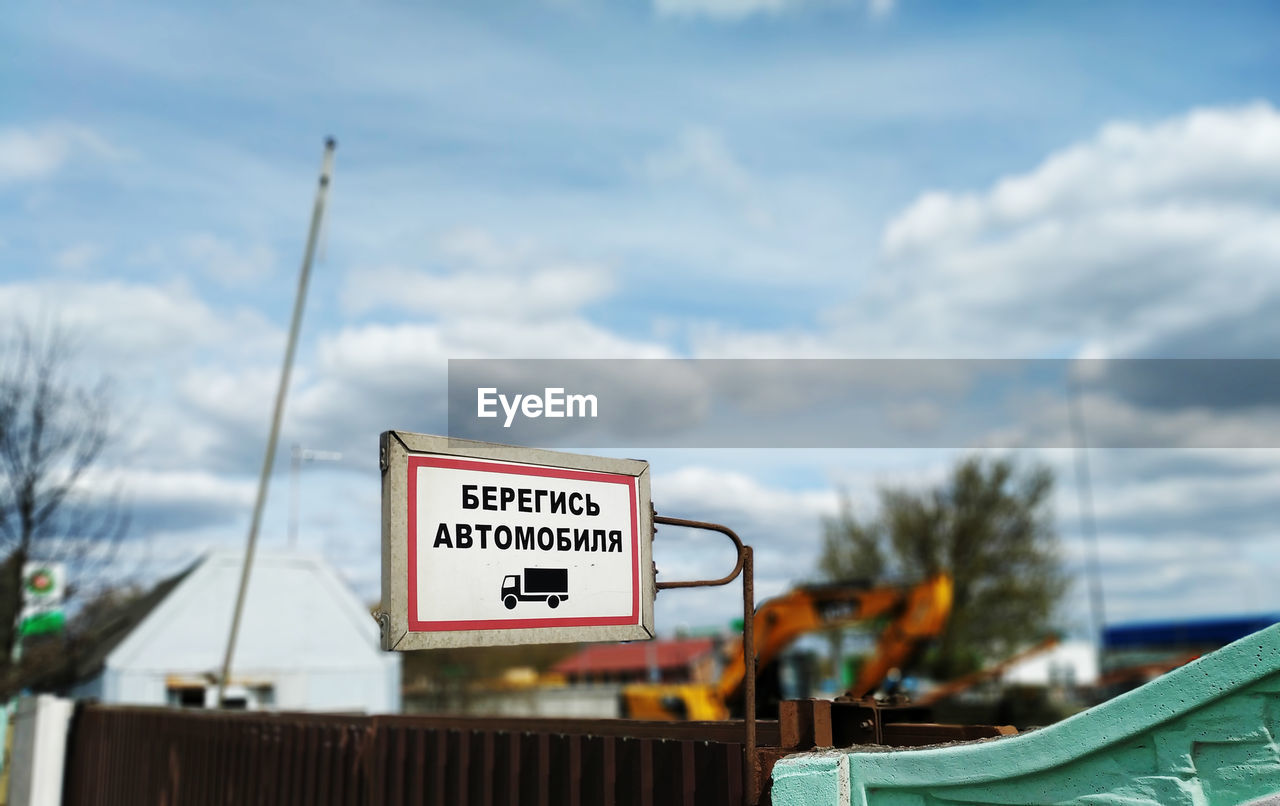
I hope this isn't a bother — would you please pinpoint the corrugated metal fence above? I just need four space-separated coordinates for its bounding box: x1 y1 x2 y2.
62 705 780 806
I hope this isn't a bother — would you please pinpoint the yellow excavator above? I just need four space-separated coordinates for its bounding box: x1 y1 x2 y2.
621 573 953 720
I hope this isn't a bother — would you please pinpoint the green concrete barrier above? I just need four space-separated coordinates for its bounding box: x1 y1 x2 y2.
772 623 1280 806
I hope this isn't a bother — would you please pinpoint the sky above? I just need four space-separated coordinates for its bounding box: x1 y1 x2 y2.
3 0 1280 640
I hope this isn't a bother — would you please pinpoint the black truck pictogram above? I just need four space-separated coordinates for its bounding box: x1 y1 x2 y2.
501 568 569 610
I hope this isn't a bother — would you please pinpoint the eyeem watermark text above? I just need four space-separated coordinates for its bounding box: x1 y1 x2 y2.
477 387 599 428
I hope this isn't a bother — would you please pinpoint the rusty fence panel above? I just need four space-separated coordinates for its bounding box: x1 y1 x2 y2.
63 705 372 806
62 705 778 806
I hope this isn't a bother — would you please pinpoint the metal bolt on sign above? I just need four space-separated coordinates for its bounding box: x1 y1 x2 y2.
652 512 758 805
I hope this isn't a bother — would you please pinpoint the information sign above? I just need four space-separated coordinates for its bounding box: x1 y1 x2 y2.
379 431 654 650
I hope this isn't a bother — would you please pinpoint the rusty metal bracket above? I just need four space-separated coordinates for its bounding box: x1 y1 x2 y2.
780 697 1016 749
652 513 758 805
830 700 932 746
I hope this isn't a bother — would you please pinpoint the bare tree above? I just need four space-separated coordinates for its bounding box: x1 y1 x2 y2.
0 323 128 669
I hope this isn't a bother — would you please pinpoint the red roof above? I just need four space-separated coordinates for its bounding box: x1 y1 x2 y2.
553 637 715 676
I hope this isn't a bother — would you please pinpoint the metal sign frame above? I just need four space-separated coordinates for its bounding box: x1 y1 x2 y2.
379 431 654 650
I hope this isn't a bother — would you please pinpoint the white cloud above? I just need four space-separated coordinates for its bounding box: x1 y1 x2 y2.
657 465 838 514
694 102 1280 359
344 262 612 321
283 318 673 461
0 280 279 362
271 223 674 460
882 102 1280 258
84 468 255 511
0 124 119 184
180 233 277 287
1073 464 1280 525
653 0 794 20
652 0 885 21
53 242 103 272
316 317 667 370
0 279 286 478
1071 528 1277 622
0 229 670 487
648 466 839 624
867 0 895 18
689 326 838 358
646 127 751 197
976 383 1280 452
436 228 538 271
342 229 615 320
864 103 1280 357
131 234 278 287
176 366 283 438
644 127 772 228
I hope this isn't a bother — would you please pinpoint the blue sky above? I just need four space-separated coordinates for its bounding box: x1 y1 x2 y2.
3 0 1280 636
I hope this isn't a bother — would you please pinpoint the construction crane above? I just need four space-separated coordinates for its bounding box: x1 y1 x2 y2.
621 573 953 720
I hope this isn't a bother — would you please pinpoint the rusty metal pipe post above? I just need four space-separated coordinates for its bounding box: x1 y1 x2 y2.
652 514 758 805
651 515 745 589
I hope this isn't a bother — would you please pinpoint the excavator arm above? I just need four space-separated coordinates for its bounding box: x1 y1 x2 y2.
843 573 953 699
715 580 935 704
621 573 952 720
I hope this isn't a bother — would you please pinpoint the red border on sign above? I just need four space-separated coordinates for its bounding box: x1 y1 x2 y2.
407 455 641 632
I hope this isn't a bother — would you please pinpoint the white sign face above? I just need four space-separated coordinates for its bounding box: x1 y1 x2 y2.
411 455 639 629
380 432 654 650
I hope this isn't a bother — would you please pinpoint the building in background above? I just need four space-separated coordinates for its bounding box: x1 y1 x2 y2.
1098 614 1279 694
552 636 719 685
402 636 721 719
66 551 399 713
1000 640 1099 689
